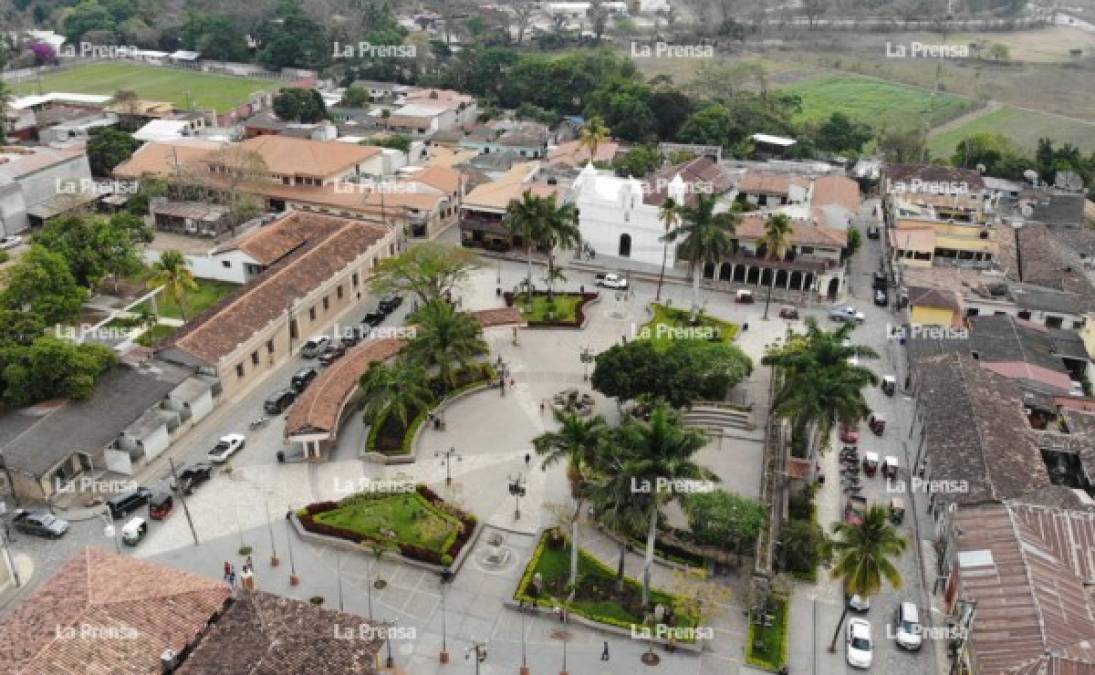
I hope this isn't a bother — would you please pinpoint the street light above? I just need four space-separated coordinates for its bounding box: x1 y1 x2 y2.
508 473 527 521
436 447 462 485
439 567 453 664
99 505 119 554
385 618 398 668
465 639 487 674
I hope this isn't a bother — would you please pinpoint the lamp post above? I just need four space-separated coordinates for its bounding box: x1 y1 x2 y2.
580 347 593 381
465 639 487 674
385 618 397 668
285 514 299 585
99 505 119 554
439 567 453 663
436 447 461 485
508 473 527 521
264 498 279 566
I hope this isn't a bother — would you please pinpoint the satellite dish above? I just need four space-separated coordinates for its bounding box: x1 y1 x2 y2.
1055 170 1084 192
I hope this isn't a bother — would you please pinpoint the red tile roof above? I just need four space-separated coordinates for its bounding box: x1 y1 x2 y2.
0 547 230 675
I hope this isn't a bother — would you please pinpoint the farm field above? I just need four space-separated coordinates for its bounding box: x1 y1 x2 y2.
9 62 279 113
780 74 978 128
928 105 1095 156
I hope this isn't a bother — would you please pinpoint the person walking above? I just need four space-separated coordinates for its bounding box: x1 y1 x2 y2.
524 452 531 467
223 561 231 581
601 641 610 661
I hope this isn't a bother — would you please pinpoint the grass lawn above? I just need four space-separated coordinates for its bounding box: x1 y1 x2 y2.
138 278 239 320
928 104 1095 156
746 594 789 670
311 493 462 554
10 62 280 114
639 303 739 349
516 531 696 632
782 74 977 129
515 293 582 322
136 324 177 347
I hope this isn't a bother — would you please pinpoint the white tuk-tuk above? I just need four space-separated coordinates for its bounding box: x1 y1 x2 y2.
121 517 148 546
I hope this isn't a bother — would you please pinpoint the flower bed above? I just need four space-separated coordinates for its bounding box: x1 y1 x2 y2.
514 529 699 639
640 303 739 348
746 594 789 670
502 291 598 328
297 484 477 567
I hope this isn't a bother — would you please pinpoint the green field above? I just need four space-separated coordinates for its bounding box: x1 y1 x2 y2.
139 278 239 320
782 75 978 129
11 62 280 113
928 105 1095 157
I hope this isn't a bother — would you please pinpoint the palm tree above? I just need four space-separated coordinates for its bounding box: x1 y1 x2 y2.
359 358 435 430
585 453 647 591
405 300 487 393
656 197 680 302
534 410 608 588
504 191 548 303
759 213 792 320
146 250 197 320
664 194 739 322
612 404 714 607
827 505 907 652
537 195 580 299
578 115 610 165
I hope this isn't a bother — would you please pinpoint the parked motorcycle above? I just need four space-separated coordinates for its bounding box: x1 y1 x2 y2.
249 416 269 430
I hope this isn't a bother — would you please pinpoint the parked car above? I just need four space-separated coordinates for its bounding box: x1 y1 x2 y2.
595 272 628 290
362 311 384 327
848 594 870 612
872 271 888 291
170 462 213 494
829 305 866 323
290 367 319 393
148 492 174 520
207 433 246 464
12 509 69 538
341 327 362 347
840 423 860 444
263 389 296 415
778 305 799 320
874 289 888 307
377 295 403 314
121 517 148 546
846 618 873 669
318 343 346 366
866 224 880 239
301 336 330 358
735 289 755 303
894 602 923 651
0 235 23 250
106 487 154 519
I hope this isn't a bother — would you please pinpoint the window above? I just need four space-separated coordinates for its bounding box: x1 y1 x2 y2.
337 285 343 300
267 340 275 354
236 363 245 378
1045 316 1063 329
323 296 330 311
251 351 259 366
618 234 632 258
309 307 316 321
222 260 231 268
352 272 359 287
1075 320 1086 330
1017 310 1032 320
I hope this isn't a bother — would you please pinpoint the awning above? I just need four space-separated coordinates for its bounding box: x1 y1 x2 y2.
27 192 98 220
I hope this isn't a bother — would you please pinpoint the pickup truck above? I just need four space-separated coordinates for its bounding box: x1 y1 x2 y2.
595 272 628 290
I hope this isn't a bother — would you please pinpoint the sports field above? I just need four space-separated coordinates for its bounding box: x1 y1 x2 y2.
928 105 1095 157
10 62 281 113
781 74 979 129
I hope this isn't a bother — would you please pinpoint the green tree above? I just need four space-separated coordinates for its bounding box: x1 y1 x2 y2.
846 226 862 258
613 145 662 178
578 115 611 164
272 88 328 123
0 246 87 325
592 339 752 408
146 250 197 320
783 518 831 576
86 127 141 177
876 127 929 164
814 112 873 154
535 195 580 299
759 213 791 320
612 404 714 606
404 300 487 393
1 337 117 405
63 0 117 42
0 310 46 347
533 410 608 588
584 79 655 142
359 357 435 429
686 489 766 555
342 86 370 108
504 190 549 303
35 213 143 289
585 454 647 589
370 243 481 308
664 194 738 320
363 134 412 153
182 12 249 62
827 505 907 651
257 1 330 70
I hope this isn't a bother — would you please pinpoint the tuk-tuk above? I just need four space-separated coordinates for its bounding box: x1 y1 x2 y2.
881 375 896 396
862 451 880 477
149 492 173 520
882 455 899 480
868 413 886 435
778 305 799 320
121 517 147 546
889 497 905 525
735 289 755 304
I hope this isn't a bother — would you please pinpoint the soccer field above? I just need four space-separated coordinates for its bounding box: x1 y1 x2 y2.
781 74 978 130
10 62 282 114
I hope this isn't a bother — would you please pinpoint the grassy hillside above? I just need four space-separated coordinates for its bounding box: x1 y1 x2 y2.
928 105 1095 157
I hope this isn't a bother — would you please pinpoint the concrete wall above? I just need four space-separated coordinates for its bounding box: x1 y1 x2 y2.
0 181 28 235
575 183 670 267
144 247 257 284
19 154 92 212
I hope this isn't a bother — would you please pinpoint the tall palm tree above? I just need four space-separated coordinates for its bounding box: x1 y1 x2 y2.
533 410 608 588
612 404 714 606
827 505 907 652
578 115 610 165
504 190 548 303
585 452 647 591
537 195 580 299
146 250 197 320
759 213 792 320
664 194 739 322
656 197 680 302
359 358 435 430
405 300 487 393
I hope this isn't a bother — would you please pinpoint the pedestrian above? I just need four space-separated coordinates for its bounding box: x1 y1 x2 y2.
509 377 515 387
742 322 749 332
245 555 253 572
539 399 545 414
525 452 531 466
223 561 231 580
601 641 610 661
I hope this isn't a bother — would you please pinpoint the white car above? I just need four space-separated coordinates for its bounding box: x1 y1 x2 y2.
207 434 246 463
846 617 873 669
830 305 866 323
848 594 870 612
596 272 628 290
894 601 923 651
0 235 23 250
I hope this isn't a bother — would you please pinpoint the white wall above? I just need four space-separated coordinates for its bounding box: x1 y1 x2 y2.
19 154 92 211
0 181 27 235
139 424 171 462
144 247 255 284
571 170 674 267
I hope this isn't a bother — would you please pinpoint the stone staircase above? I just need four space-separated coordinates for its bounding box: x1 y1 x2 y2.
683 405 761 441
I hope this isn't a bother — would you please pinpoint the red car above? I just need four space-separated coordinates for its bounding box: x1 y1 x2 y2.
840 424 860 444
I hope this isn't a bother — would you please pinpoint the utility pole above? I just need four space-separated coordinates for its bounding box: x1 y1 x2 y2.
436 447 461 485
168 458 199 545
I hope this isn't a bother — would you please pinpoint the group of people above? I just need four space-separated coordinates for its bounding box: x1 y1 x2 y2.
222 556 254 587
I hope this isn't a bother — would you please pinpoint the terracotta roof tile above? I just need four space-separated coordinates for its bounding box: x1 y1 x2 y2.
231 136 381 179
736 213 847 249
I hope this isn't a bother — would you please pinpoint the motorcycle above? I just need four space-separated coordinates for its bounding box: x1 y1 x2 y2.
249 416 270 430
